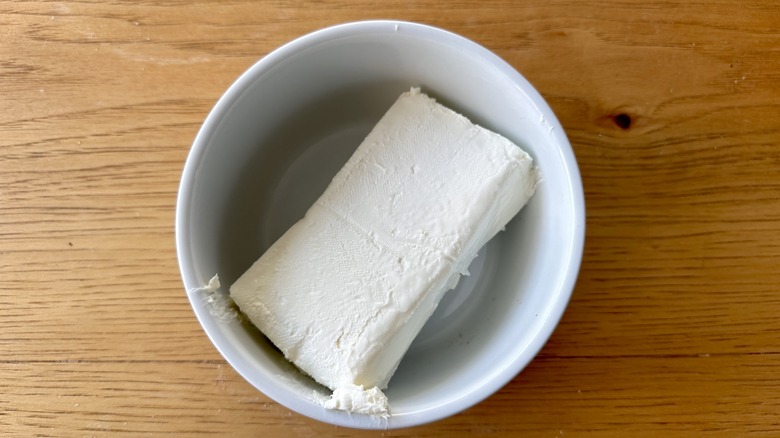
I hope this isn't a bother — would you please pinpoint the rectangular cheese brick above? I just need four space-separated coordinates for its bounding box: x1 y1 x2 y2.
230 88 537 412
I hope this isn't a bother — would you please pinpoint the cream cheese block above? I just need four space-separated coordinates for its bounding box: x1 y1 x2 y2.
230 87 538 414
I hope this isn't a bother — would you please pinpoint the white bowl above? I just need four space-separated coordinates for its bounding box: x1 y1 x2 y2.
176 20 584 429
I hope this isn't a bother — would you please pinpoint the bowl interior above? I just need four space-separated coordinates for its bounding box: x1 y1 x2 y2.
177 21 583 429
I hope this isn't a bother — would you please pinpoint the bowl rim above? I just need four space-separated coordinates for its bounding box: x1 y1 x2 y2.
176 19 585 429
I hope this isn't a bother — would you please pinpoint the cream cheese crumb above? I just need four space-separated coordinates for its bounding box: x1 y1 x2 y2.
189 274 241 323
186 274 221 294
324 384 389 417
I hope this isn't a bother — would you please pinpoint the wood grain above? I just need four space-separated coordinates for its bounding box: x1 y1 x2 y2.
1 0 779 436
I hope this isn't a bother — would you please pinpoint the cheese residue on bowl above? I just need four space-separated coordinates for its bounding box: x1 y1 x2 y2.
230 87 538 415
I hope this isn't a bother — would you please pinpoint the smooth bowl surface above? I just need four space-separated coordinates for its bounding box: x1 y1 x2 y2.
176 20 584 429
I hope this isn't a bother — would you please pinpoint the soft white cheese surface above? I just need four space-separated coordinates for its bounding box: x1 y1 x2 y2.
230 88 537 414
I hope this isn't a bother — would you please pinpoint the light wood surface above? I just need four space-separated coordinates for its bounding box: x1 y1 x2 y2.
2 1 779 436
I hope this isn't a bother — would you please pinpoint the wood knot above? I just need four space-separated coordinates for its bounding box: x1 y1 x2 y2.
613 113 632 130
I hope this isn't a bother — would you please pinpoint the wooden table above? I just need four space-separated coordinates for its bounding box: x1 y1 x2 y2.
2 1 779 436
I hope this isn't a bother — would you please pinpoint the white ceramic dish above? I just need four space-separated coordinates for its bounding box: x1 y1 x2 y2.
176 20 584 429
